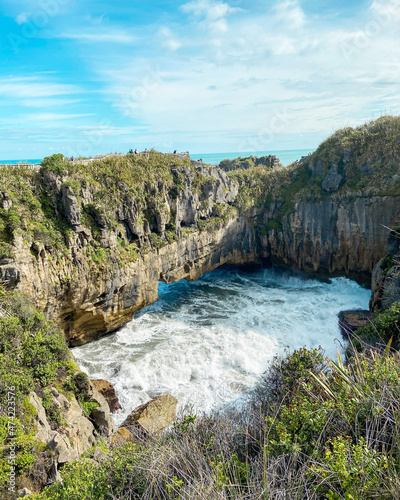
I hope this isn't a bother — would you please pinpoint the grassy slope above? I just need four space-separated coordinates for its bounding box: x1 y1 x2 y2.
0 289 110 497
229 115 400 214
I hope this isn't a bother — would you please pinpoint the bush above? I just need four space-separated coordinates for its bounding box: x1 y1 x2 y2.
40 154 67 175
349 301 400 353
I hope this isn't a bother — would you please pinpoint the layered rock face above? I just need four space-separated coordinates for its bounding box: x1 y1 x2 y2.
10 213 257 346
0 155 258 346
257 196 400 283
3 118 400 345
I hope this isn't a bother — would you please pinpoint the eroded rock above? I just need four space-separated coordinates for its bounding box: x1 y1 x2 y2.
338 310 373 338
92 379 121 413
90 387 115 437
111 427 137 448
122 395 178 436
322 165 343 192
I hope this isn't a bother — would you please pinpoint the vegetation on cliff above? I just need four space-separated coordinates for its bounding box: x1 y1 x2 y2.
0 151 238 273
0 289 109 497
229 115 400 216
0 289 70 491
30 339 400 500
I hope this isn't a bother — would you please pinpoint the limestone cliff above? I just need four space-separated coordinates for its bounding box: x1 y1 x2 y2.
241 116 400 283
0 152 258 345
2 117 400 344
256 196 400 283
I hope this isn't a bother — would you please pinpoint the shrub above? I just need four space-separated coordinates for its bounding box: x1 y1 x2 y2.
40 154 67 175
0 289 72 494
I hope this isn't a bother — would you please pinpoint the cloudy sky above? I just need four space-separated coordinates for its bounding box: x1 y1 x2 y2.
0 0 399 159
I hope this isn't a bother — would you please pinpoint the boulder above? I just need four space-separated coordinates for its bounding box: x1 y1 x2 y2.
17 488 33 498
339 310 373 338
121 395 178 435
92 379 121 413
322 166 343 192
48 433 79 465
111 427 137 448
93 447 109 463
90 387 115 437
0 192 12 211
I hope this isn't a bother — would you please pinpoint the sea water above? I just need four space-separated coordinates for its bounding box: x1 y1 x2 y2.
0 159 42 165
73 266 370 426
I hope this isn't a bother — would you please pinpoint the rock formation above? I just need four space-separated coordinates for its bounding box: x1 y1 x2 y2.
29 381 114 475
257 196 400 283
92 379 121 413
2 117 400 344
121 394 178 436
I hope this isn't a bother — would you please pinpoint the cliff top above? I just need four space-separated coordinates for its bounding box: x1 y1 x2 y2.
228 115 400 211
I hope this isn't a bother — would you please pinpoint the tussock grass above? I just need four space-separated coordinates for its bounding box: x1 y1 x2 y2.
34 339 400 500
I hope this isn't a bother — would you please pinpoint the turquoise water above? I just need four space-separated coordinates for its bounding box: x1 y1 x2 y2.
0 149 313 167
0 159 42 165
191 149 313 166
73 266 370 425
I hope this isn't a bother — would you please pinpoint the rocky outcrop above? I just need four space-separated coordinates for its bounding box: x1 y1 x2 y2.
338 310 373 338
121 394 178 436
92 380 121 413
219 154 282 172
29 381 114 470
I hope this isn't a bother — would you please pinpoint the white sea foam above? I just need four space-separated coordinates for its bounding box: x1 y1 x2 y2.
73 267 370 425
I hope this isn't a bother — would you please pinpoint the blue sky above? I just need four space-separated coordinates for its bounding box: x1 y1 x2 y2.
0 0 399 159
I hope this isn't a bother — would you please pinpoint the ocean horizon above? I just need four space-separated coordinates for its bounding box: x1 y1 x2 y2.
0 148 313 168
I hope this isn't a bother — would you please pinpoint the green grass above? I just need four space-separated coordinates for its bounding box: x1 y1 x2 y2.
228 116 400 224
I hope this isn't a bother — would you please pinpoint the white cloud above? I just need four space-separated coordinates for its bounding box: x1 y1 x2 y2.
85 14 106 26
26 113 93 121
273 0 306 29
0 76 79 99
181 0 241 20
370 0 400 21
159 27 182 51
19 98 83 108
92 0 400 152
